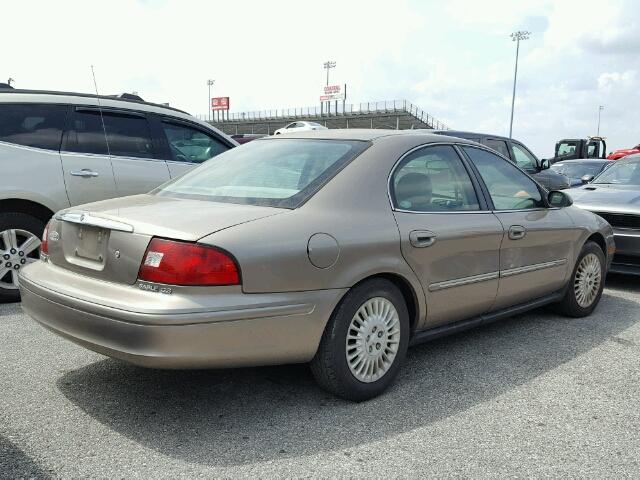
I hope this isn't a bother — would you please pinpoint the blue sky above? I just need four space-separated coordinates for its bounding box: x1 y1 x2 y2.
4 0 638 157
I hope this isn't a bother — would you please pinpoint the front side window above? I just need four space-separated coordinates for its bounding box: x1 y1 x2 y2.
511 143 538 171
463 146 544 210
0 103 67 150
154 138 369 208
557 141 578 156
162 122 229 163
391 145 480 212
484 138 511 159
66 110 153 158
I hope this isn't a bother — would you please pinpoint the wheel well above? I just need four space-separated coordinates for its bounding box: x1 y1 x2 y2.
586 232 606 255
0 199 54 225
354 273 420 332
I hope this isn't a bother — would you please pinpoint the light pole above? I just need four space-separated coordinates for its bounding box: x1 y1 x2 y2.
323 61 336 115
597 105 604 136
207 79 215 122
509 31 530 139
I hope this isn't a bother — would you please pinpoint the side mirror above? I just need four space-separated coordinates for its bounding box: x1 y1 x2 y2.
548 190 573 208
540 158 550 170
581 174 595 184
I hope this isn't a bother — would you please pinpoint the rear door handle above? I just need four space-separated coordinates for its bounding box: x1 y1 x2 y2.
410 230 437 248
508 225 526 240
70 169 99 178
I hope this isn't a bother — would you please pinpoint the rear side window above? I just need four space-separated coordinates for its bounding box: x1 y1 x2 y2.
65 110 154 158
161 121 228 163
0 103 67 150
484 138 511 159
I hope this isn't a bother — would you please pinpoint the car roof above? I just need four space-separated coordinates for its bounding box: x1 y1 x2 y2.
553 158 611 164
262 128 468 143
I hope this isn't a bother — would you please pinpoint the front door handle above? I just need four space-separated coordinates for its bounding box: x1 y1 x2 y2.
410 230 437 248
508 225 527 240
70 169 99 178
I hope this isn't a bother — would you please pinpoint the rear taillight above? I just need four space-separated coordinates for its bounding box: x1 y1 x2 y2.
40 221 51 255
138 238 240 286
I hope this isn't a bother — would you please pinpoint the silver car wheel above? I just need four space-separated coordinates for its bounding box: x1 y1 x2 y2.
574 253 602 308
0 229 40 290
346 297 401 383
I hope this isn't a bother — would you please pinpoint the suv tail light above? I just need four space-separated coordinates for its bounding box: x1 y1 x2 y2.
138 238 240 286
40 221 51 256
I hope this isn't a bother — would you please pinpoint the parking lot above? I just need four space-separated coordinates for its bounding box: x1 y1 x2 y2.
0 275 638 478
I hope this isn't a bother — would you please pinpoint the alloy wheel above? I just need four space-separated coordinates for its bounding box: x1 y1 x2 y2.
345 297 401 383
574 253 602 308
0 229 40 290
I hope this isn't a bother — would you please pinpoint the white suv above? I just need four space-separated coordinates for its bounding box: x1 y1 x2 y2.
0 88 237 301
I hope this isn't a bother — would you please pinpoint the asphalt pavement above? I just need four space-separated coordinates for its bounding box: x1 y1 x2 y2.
1 275 639 478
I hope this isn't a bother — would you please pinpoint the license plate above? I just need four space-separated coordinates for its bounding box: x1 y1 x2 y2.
74 226 108 263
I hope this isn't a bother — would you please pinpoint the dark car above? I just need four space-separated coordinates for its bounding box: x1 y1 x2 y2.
568 154 640 275
231 133 267 144
433 130 570 190
550 159 613 187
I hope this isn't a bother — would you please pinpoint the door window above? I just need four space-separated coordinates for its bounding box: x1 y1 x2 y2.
161 122 229 163
0 103 67 150
391 145 480 212
66 110 154 158
511 143 538 171
557 141 578 156
463 146 544 210
484 138 511 159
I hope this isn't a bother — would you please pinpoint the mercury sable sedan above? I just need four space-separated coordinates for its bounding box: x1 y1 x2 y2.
20 130 614 401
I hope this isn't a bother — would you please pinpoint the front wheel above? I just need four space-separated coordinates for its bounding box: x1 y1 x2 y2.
310 278 410 401
557 241 605 317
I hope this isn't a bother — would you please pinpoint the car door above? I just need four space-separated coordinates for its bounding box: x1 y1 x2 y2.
461 146 574 309
99 110 171 197
156 118 232 178
390 144 504 328
60 108 117 205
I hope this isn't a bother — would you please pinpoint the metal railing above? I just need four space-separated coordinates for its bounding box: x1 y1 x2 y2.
196 99 449 130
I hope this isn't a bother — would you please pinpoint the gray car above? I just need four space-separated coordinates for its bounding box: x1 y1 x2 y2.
568 154 640 275
0 89 237 301
19 130 614 401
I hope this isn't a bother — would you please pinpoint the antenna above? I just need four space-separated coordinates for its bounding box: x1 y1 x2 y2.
90 65 111 157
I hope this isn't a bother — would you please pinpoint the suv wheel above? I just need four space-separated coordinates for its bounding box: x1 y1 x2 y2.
310 278 410 401
0 213 45 302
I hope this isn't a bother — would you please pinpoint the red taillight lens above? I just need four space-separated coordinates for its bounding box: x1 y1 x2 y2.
40 221 50 255
138 238 240 286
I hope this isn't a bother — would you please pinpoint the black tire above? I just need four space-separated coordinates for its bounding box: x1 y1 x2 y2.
556 241 605 317
0 212 46 303
310 278 410 401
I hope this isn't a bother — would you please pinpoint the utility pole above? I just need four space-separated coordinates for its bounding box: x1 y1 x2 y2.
597 105 604 136
323 60 336 115
207 79 215 122
509 31 530 139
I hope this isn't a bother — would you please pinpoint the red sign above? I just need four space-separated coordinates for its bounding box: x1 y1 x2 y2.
211 97 230 111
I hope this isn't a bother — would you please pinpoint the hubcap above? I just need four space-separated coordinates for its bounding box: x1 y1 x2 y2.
0 229 40 290
346 297 401 383
574 253 602 308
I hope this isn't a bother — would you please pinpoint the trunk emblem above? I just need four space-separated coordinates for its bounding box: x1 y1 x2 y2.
114 250 121 259
49 231 60 242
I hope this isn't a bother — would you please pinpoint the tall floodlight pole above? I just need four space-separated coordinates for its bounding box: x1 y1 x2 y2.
207 79 215 122
323 61 336 115
597 105 604 136
509 31 530 139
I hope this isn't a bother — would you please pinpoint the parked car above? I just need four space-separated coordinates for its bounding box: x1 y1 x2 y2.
20 129 612 400
550 159 613 187
607 144 640 160
273 121 327 135
0 89 237 301
433 130 570 190
230 133 267 144
567 154 640 275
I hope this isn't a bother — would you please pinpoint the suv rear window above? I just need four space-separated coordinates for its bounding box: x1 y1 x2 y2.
0 103 67 150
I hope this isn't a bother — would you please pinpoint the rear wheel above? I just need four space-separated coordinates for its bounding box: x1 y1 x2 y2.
0 212 44 303
557 241 605 317
310 278 410 401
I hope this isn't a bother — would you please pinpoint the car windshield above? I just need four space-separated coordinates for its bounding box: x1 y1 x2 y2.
551 162 606 178
154 138 369 208
592 158 640 185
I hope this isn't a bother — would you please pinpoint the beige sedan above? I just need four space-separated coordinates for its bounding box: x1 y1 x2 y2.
19 130 614 401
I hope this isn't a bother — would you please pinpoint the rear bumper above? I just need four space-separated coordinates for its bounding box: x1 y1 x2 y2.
19 263 346 369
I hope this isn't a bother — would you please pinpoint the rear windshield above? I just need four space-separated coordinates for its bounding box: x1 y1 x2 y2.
154 138 369 208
